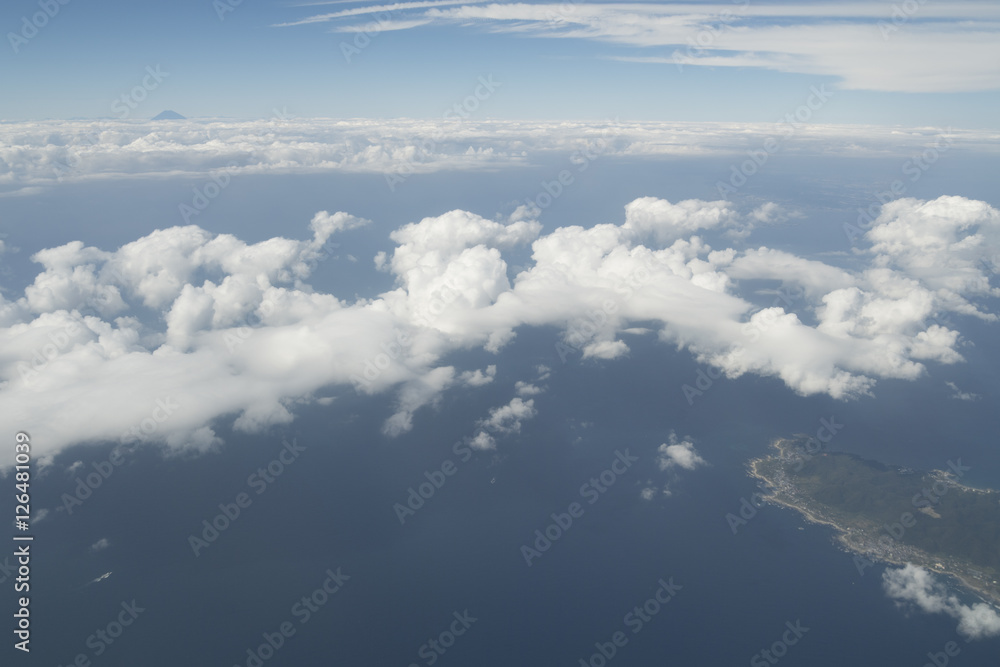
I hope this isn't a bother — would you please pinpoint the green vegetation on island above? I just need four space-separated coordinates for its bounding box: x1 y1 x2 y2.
750 436 1000 606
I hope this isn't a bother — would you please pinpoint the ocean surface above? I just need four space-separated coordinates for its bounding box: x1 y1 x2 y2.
12 326 1000 666
5 160 1000 665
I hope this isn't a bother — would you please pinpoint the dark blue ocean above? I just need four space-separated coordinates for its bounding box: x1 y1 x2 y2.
12 324 1000 667
4 156 1000 666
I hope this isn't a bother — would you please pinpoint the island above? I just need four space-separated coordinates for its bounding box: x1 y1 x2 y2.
750 436 1000 606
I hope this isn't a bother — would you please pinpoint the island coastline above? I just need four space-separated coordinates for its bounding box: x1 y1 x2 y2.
749 437 1000 608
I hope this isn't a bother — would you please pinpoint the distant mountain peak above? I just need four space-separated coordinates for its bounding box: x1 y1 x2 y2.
152 110 185 120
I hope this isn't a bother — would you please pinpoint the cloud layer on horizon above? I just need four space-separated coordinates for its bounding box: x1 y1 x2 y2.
1 119 995 197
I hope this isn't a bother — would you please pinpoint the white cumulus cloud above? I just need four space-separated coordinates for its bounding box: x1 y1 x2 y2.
883 564 1000 640
1 194 998 467
657 434 708 471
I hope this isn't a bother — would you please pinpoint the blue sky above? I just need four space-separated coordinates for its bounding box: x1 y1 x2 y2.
2 0 999 126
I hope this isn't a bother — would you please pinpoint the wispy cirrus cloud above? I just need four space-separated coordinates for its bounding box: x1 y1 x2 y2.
276 1 1000 93
272 0 488 27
